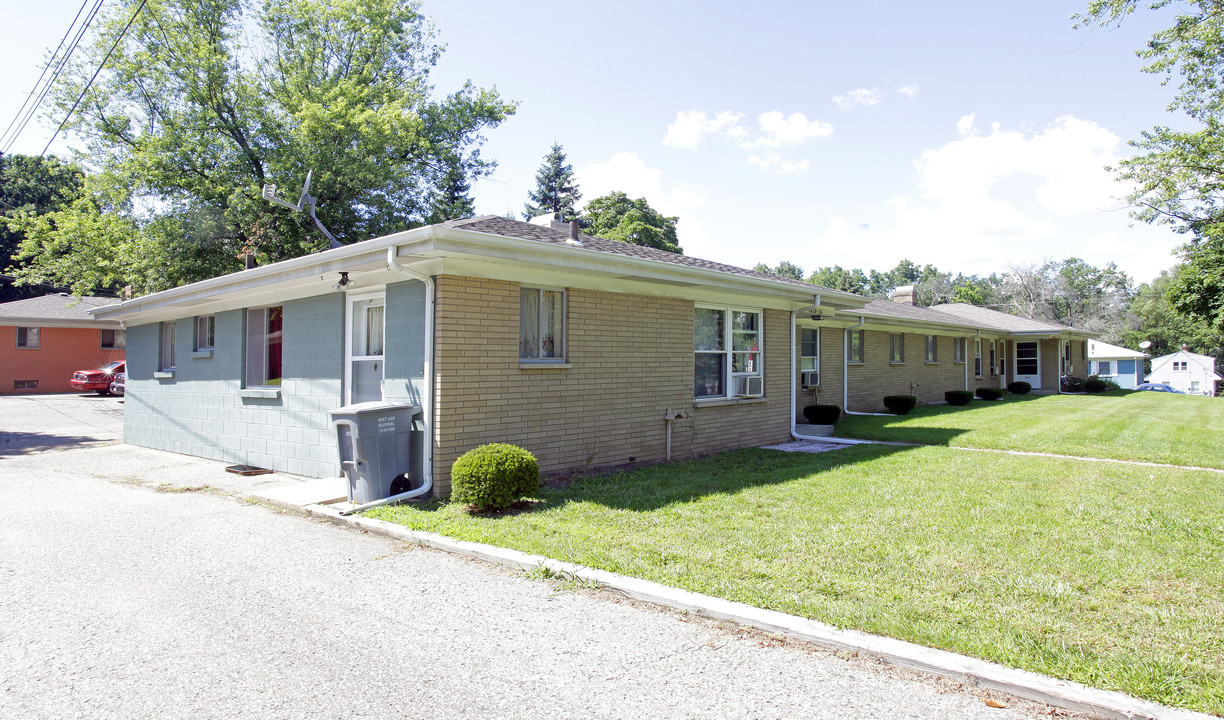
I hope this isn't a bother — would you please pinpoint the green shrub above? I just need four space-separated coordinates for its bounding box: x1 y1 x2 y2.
803 404 841 424
1085 375 1108 393
1007 381 1031 395
450 443 540 511
975 387 1003 401
945 390 974 406
883 395 917 415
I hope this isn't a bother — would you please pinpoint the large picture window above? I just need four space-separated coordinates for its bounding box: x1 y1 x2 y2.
519 288 565 362
695 307 762 399
245 306 283 386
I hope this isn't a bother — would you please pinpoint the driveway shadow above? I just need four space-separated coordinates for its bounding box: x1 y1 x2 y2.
0 431 116 456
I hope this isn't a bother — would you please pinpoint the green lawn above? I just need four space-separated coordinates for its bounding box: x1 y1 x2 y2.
368 446 1224 715
834 391 1224 469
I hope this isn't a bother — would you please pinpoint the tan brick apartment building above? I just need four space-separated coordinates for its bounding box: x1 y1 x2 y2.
93 215 1093 497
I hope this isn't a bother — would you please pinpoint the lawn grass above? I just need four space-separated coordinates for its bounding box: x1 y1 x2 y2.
834 391 1224 469
367 446 1224 715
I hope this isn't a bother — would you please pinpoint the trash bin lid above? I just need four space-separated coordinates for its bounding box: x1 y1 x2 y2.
330 400 422 417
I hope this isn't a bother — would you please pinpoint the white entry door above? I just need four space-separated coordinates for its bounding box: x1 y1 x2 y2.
346 292 385 404
1014 341 1041 388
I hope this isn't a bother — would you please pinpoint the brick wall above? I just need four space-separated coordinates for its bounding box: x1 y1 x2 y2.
431 276 793 496
844 331 972 411
0 326 124 394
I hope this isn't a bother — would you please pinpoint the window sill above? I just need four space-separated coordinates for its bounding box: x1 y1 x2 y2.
889 361 905 366
153 371 175 380
925 361 938 365
847 361 865 366
519 362 572 370
694 396 768 408
239 388 281 400
191 349 213 359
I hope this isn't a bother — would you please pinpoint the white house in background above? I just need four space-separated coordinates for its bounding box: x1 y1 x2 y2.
1145 347 1221 396
1087 340 1147 389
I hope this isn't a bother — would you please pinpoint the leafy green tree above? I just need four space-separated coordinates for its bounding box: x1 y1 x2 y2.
1076 1 1224 331
0 154 84 267
1124 266 1223 363
426 163 476 224
581 191 681 253
13 0 515 295
752 260 802 279
523 143 581 222
808 266 869 295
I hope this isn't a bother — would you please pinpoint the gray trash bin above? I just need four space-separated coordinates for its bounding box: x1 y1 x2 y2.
330 401 422 505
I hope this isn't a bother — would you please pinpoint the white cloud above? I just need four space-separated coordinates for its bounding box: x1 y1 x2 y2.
748 153 810 175
832 88 883 109
662 110 745 150
898 84 919 98
751 111 833 148
809 115 1169 280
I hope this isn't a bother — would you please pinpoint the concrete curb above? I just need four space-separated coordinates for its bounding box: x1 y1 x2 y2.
268 499 1211 720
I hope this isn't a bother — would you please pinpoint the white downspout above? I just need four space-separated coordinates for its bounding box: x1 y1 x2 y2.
340 246 436 514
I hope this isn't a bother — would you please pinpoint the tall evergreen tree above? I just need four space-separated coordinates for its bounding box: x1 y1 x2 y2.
426 164 476 224
523 143 581 222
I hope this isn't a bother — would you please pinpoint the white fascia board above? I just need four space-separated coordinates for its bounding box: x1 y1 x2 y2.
429 227 868 310
849 313 990 335
0 318 121 329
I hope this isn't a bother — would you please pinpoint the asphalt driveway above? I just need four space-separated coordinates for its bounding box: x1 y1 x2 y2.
0 394 1079 719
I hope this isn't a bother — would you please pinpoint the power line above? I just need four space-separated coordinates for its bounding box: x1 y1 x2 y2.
41 0 148 158
1 0 106 155
0 0 92 149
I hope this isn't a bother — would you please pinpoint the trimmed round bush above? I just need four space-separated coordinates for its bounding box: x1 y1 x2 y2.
1006 381 1031 395
883 395 917 415
945 390 974 406
1085 376 1108 393
802 404 841 424
975 387 1003 401
450 443 540 511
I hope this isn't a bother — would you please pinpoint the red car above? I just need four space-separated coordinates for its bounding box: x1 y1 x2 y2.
71 361 126 395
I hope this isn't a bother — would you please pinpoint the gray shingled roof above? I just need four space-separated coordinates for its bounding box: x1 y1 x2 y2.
0 294 121 322
927 303 1081 334
444 215 846 296
857 299 980 327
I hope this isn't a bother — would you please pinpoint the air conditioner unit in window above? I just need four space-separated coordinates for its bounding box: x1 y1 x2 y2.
734 375 764 397
800 370 820 388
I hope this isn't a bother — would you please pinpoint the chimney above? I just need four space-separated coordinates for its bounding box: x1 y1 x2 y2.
569 220 579 240
1182 344 1190 352
893 285 915 305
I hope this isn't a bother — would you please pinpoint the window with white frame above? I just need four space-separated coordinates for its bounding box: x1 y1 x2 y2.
695 307 762 399
974 339 983 377
16 326 40 349
989 340 997 375
953 337 965 363
159 321 176 371
519 288 565 362
245 306 282 386
889 333 905 363
195 315 215 351
847 329 864 363
1062 341 1072 373
1174 361 1187 371
100 328 125 349
925 335 937 363
800 327 820 387
1097 360 1112 375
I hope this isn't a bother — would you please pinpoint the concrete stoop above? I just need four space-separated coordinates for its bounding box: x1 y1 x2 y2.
245 488 1212 720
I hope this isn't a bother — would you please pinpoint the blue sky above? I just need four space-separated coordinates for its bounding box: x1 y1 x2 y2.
0 0 1189 284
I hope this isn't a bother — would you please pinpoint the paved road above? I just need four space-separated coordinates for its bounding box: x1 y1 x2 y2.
0 392 123 456
0 395 1078 719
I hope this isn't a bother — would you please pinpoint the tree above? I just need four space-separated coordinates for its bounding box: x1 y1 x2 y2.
1076 1 1224 331
0 154 84 266
998 258 1132 338
12 0 515 295
753 261 803 280
523 143 581 222
581 191 681 253
1124 267 1223 363
807 266 869 295
425 163 476 224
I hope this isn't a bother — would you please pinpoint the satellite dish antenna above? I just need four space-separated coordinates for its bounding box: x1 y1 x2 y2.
261 170 342 249
1139 340 1152 349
